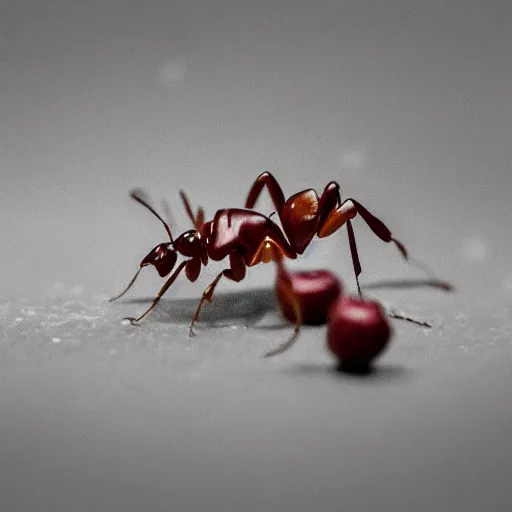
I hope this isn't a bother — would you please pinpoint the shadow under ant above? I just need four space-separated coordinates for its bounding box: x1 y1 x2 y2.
362 278 454 292
117 288 278 328
115 276 451 329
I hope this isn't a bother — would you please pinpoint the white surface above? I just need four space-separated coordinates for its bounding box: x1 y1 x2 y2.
1 287 511 511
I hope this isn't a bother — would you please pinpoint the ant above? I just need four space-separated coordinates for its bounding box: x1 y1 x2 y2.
111 172 434 356
110 189 304 355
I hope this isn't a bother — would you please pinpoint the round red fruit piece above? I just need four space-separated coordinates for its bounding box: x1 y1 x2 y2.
276 269 342 325
327 296 392 366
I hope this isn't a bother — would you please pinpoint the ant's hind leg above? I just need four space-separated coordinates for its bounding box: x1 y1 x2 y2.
346 219 363 298
349 199 410 260
189 252 246 335
245 171 286 213
388 311 431 328
317 201 363 297
350 199 442 277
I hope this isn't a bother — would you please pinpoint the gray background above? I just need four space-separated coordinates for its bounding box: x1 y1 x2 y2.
1 1 511 511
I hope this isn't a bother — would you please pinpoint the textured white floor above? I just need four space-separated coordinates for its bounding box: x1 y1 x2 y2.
1 286 510 511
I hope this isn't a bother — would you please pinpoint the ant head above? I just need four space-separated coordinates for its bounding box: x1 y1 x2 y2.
130 191 201 276
173 230 202 258
140 243 178 277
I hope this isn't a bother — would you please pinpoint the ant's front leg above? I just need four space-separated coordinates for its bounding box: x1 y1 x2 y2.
124 261 188 324
189 251 246 335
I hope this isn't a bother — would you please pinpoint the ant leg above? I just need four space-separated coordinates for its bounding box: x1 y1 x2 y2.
245 171 286 213
179 190 205 230
348 199 408 260
317 181 342 229
196 207 205 229
109 268 142 302
189 252 246 335
125 261 188 324
188 273 225 336
388 311 431 328
319 199 436 279
318 198 408 261
346 219 363 297
317 200 362 294
263 253 303 358
349 199 442 277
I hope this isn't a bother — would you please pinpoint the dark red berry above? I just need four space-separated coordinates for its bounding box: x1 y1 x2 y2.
327 296 392 366
276 269 343 325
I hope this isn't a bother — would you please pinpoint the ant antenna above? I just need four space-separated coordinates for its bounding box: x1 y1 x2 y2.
162 198 177 232
130 189 174 242
109 268 142 302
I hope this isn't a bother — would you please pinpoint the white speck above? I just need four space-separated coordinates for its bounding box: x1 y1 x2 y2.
337 147 368 169
157 57 187 87
15 317 23 322
52 337 61 343
27 310 36 316
460 236 489 263
121 319 132 326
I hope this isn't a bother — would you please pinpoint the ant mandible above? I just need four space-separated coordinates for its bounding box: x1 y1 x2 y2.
110 189 304 355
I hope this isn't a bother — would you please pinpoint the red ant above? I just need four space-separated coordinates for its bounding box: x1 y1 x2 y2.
111 172 432 356
110 189 303 354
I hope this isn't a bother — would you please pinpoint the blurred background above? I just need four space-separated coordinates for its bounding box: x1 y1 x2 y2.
2 0 511 301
